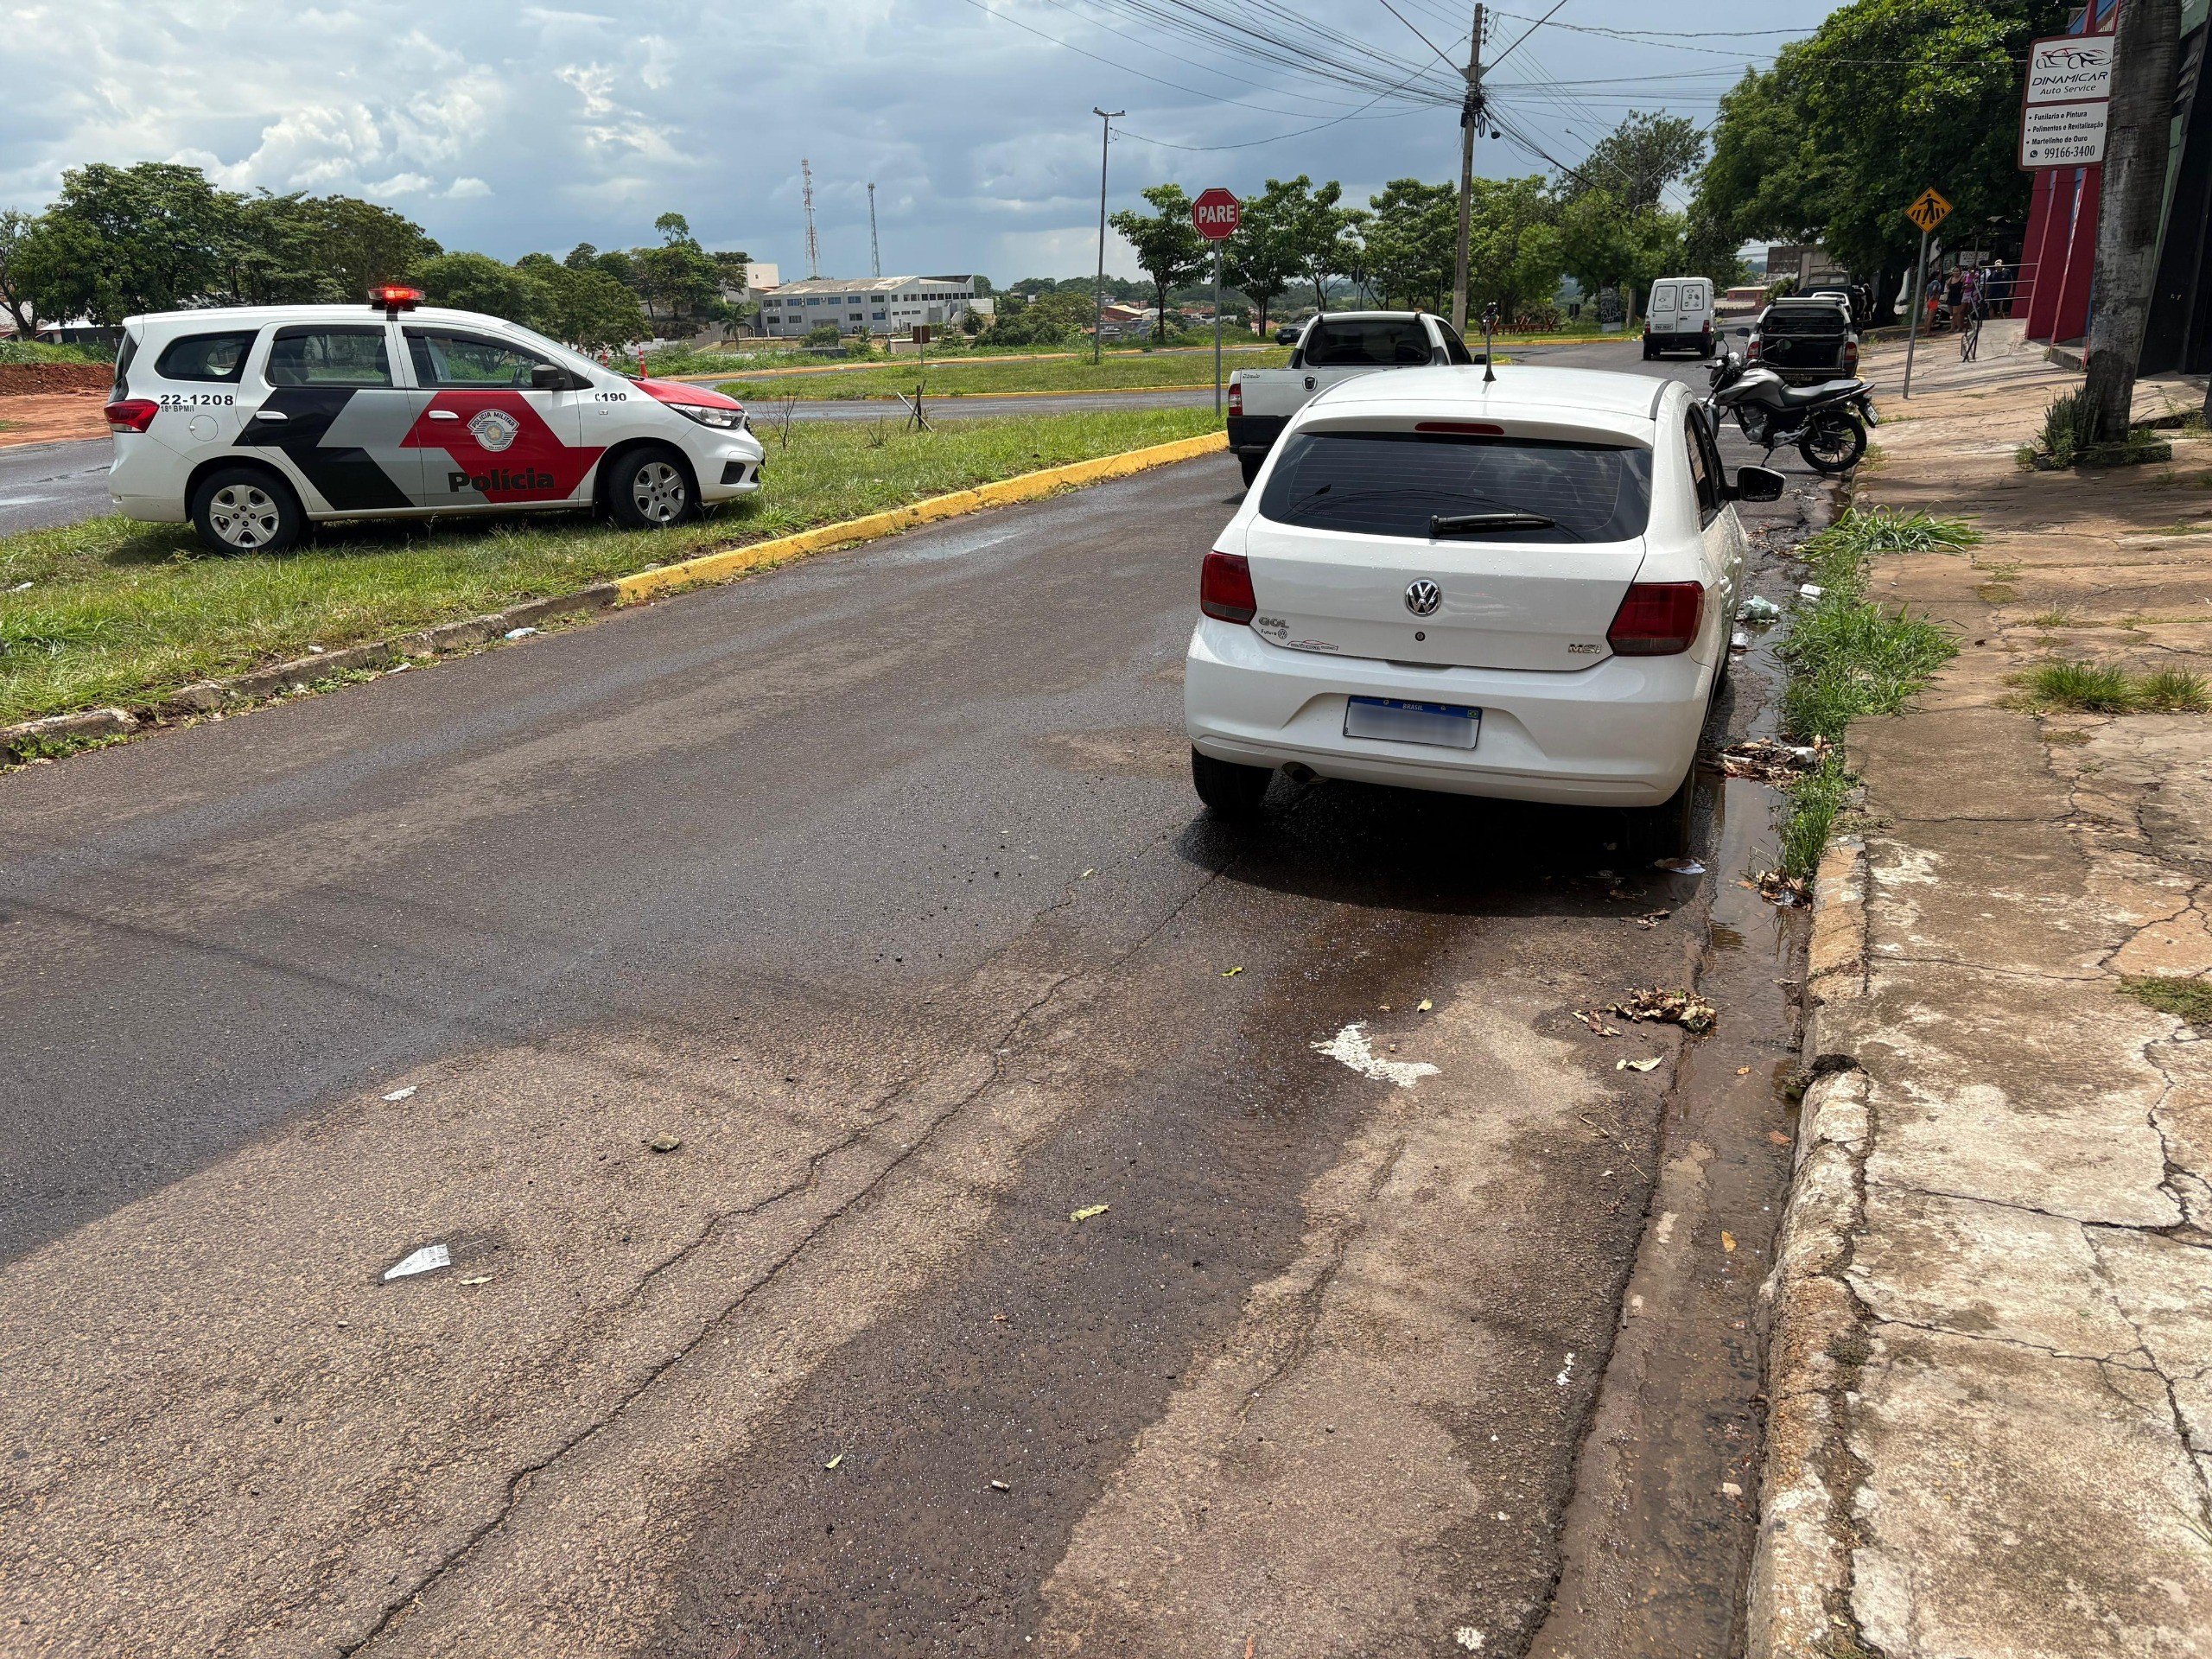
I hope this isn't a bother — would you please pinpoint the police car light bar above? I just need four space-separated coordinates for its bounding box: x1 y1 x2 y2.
371 285 424 315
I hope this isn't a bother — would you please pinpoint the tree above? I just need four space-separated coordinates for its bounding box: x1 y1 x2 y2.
1567 112 1706 216
1465 176 1564 323
1364 179 1457 311
1559 188 1684 321
416 251 543 324
1274 176 1366 314
301 195 438 299
0 209 47 336
540 262 647 351
1224 178 1306 334
12 162 234 323
1110 183 1208 342
631 213 721 331
2084 0 2182 437
984 288 1090 346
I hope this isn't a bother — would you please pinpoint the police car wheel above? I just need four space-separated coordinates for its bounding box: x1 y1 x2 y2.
192 467 302 556
610 448 697 530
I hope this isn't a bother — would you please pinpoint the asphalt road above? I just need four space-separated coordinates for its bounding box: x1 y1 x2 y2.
0 437 110 537
0 344 1821 1656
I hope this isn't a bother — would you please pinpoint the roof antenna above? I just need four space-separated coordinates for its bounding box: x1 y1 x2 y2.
1482 302 1497 384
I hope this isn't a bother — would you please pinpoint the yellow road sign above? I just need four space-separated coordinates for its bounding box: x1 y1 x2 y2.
1905 187 1953 233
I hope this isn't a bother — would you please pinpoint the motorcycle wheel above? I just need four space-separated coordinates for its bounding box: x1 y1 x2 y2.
1800 410 1867 474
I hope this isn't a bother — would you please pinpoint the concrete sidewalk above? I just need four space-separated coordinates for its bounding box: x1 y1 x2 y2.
1751 321 2212 1654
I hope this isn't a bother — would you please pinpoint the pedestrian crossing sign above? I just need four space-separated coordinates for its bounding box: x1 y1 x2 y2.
1905 188 1953 233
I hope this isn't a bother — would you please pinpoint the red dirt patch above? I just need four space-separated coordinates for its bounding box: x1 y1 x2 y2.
0 362 111 395
0 391 111 448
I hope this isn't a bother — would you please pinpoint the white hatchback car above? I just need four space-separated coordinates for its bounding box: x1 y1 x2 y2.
1184 365 1782 848
103 286 766 553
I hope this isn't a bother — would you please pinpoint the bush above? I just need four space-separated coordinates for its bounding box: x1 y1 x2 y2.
803 323 841 348
2015 659 2211 714
2019 391 2172 469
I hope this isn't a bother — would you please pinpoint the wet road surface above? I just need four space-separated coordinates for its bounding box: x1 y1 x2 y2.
0 438 109 536
0 346 1829 1656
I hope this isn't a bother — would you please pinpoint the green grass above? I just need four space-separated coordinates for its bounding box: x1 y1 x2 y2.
2013 658 2211 714
2120 976 2212 1023
0 406 1220 727
0 339 111 365
714 347 1293 402
2018 391 2176 468
1771 506 1970 874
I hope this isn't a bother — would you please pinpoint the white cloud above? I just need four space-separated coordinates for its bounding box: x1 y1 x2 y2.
445 177 493 200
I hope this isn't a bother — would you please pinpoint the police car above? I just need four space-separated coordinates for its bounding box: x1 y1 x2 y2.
102 286 766 553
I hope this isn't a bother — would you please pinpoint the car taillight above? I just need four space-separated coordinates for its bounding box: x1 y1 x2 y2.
1746 338 1761 359
1844 341 1859 369
1200 550 1256 624
1607 582 1704 656
104 398 158 433
1227 381 1243 416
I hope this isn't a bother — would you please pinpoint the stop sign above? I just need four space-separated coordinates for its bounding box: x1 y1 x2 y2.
1192 188 1241 240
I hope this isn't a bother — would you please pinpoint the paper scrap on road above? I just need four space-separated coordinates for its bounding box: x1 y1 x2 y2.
1312 1022 1440 1089
1616 1056 1662 1072
824 1452 844 1470
1738 594 1781 622
1455 1630 1485 1651
1798 583 1825 600
1417 998 1433 1012
502 626 537 639
383 1243 449 1281
1071 1204 1109 1223
381 1085 417 1102
458 1274 491 1286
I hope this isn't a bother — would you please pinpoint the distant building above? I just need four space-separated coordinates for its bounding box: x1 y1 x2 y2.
755 275 978 337
1767 245 1851 289
744 262 781 292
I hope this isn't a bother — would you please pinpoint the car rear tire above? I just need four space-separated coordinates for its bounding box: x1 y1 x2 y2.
1237 451 1265 487
1625 766 1698 861
190 467 302 556
607 446 698 529
1192 747 1273 818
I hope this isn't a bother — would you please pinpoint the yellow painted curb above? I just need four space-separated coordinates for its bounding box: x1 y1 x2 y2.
613 430 1230 605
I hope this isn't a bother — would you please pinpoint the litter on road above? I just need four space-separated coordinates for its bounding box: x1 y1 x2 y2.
1455 1630 1485 1651
1654 857 1705 875
383 1243 450 1281
1573 1010 1622 1037
1748 868 1811 906
502 626 537 639
1607 988 1718 1034
824 1452 845 1471
1222 966 1243 977
1070 1204 1109 1223
1311 1022 1440 1088
1798 583 1825 600
1616 1057 1662 1072
1417 998 1433 1012
1714 735 1830 781
381 1085 417 1102
649 1134 683 1153
1738 594 1782 622
458 1274 491 1286
990 1479 1011 1492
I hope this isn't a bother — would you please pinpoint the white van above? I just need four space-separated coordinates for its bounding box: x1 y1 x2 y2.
1643 277 1715 360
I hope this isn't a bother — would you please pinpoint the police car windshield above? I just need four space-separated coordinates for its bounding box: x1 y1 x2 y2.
503 323 610 378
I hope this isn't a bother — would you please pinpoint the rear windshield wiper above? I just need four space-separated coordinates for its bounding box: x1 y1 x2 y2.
1430 511 1557 537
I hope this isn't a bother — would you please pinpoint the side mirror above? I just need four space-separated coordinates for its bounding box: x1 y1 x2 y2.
1732 466 1787 502
531 364 571 391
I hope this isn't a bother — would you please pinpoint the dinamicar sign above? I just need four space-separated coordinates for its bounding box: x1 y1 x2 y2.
2020 32 2114 168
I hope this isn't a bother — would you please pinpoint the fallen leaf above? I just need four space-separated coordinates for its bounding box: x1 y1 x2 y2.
824 1452 844 1471
649 1134 683 1154
1608 988 1717 1034
1071 1204 1109 1223
1417 998 1433 1013
1767 1130 1792 1146
1573 1009 1622 1038
1616 1056 1662 1072
1722 1231 1738 1253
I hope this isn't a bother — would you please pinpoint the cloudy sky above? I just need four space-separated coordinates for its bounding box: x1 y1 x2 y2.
0 0 1834 283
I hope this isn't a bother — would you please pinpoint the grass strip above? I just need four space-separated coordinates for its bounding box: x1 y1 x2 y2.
2120 976 2212 1023
2012 658 2210 714
715 349 1291 402
1772 507 1968 876
0 406 1220 726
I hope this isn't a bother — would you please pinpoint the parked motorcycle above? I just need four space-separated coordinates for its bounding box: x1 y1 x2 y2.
1705 350 1878 474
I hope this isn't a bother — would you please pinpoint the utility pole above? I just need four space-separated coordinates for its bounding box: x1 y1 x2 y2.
1092 108 1123 366
2084 0 2182 437
868 182 881 279
801 159 821 280
1451 3 1486 336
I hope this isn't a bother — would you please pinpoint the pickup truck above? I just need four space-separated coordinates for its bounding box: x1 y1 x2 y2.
1745 297 1859 386
1227 310 1478 485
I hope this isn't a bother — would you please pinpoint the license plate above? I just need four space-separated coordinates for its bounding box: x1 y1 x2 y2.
1862 404 1880 426
1344 696 1481 749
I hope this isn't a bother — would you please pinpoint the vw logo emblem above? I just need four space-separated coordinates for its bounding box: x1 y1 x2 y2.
1405 579 1442 617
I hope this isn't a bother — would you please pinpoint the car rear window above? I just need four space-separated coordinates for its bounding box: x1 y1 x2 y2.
1257 430 1653 543
155 330 257 383
1762 308 1847 336
1302 319 1433 368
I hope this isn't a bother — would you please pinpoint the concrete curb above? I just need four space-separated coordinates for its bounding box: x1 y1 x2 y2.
614 429 1228 603
1747 834 1873 1658
0 430 1230 765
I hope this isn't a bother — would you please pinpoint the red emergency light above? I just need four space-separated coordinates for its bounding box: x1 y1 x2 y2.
370 284 424 315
